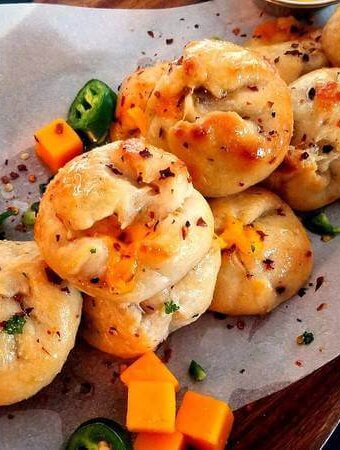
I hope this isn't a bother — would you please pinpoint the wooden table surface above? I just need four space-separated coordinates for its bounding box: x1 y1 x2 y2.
34 0 340 448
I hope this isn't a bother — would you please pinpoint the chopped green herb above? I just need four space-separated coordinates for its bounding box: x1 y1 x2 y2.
296 331 314 345
189 360 207 381
0 209 17 225
164 299 180 314
250 243 256 253
303 212 340 239
3 314 26 335
90 248 97 254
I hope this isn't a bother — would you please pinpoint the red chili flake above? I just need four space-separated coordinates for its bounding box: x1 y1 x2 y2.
55 234 60 242
106 164 123 175
305 250 312 257
160 346 173 363
295 360 303 367
262 258 274 270
196 217 207 227
284 49 303 57
222 244 236 256
7 414 14 420
139 148 152 158
147 30 154 38
13 293 24 303
274 57 280 64
166 38 174 45
159 167 175 179
136 174 143 184
236 320 245 330
232 27 240 36
226 324 234 330
256 230 267 241
239 369 245 374
308 87 316 100
45 267 63 285
317 303 327 311
55 122 64 134
181 225 188 240
298 287 307 297
276 207 286 216
275 286 286 295
10 171 19 180
247 85 259 91
90 277 100 284
159 127 164 138
271 111 276 118
315 276 324 292
28 174 36 183
25 307 34 316
17 164 27 172
183 142 189 149
300 152 309 161
108 327 118 335
154 91 161 98
113 242 121 251
240 33 247 38
1 175 10 184
61 286 70 294
302 53 310 62
239 182 245 187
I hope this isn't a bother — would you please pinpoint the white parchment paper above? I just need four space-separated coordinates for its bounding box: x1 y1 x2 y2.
0 1 339 447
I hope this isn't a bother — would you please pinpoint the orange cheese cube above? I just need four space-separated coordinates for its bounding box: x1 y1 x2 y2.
127 381 176 433
176 391 234 450
35 118 83 173
121 352 179 391
134 431 185 450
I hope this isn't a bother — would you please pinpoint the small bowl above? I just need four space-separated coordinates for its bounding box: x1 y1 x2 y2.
264 0 338 9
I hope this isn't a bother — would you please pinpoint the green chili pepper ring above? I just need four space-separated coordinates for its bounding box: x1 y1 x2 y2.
67 79 117 144
65 418 132 450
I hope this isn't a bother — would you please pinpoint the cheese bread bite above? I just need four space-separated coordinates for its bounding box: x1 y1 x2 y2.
83 241 221 358
246 17 327 84
266 68 340 211
35 138 214 303
210 188 313 316
0 241 82 406
322 6 340 67
112 39 293 197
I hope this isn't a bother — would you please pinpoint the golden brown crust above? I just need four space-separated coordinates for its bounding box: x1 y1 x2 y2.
112 40 293 197
322 6 340 67
266 68 340 211
0 241 82 406
210 188 313 316
35 138 214 303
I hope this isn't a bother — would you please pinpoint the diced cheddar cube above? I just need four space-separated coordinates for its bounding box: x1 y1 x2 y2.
176 391 234 450
127 381 176 433
35 118 83 173
121 352 179 391
134 431 185 450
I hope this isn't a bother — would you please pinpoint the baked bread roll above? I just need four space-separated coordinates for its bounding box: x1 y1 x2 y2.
35 138 214 303
266 68 340 211
246 17 327 84
112 39 293 197
210 188 313 316
83 241 221 358
322 6 340 67
0 241 82 406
